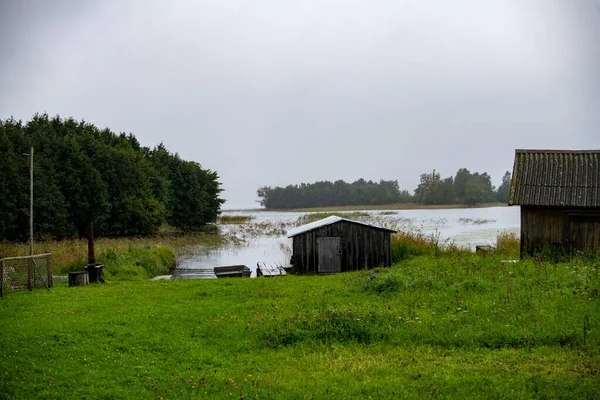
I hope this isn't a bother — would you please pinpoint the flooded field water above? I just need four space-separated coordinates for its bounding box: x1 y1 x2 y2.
173 206 520 278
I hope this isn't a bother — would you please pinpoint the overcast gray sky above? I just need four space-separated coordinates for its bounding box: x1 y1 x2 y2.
1 0 599 208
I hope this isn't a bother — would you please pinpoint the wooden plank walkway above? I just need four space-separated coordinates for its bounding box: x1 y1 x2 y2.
256 262 286 277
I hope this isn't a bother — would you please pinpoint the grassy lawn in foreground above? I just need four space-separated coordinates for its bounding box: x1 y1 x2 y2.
0 255 598 399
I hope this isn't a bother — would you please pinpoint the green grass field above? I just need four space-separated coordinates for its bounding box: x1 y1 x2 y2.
1 253 598 399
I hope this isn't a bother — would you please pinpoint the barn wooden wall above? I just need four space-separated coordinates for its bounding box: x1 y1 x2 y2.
521 206 600 256
292 221 392 274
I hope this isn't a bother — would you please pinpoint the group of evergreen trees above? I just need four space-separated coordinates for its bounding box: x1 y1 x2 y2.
257 170 511 209
0 114 224 242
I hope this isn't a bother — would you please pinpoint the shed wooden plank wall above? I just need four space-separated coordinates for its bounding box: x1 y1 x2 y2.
567 215 600 253
520 207 564 256
292 221 392 274
521 206 600 256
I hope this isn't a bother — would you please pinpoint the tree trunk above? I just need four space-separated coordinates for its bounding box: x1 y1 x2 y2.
68 271 89 287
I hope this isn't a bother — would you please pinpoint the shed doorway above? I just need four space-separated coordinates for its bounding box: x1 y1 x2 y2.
317 237 341 274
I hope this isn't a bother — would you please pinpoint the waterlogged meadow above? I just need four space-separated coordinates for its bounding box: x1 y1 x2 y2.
0 207 519 280
1 253 598 398
179 207 520 275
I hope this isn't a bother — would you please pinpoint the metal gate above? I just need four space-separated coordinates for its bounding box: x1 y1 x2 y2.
1 253 52 296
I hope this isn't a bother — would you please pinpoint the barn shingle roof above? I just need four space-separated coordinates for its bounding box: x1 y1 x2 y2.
508 149 600 207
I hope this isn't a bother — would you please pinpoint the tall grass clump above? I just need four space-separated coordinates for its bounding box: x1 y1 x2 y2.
358 268 404 294
391 231 431 261
257 305 387 347
495 230 520 257
390 230 470 261
56 245 176 280
536 244 569 264
0 233 222 274
102 246 176 280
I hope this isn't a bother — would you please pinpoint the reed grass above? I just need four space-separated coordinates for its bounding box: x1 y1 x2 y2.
226 221 291 239
390 229 472 262
99 246 176 280
0 233 225 275
296 212 370 224
218 215 255 224
495 230 521 257
458 217 497 225
286 202 508 212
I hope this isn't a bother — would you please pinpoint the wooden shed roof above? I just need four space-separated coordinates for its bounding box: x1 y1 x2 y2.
287 215 396 238
508 149 600 207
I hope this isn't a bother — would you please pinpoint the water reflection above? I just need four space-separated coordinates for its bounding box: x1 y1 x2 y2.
176 235 289 278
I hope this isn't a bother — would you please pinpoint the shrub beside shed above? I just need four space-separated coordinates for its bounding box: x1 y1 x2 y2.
287 216 395 274
508 149 600 257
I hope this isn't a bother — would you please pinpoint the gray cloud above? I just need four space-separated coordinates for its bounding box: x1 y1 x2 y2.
1 0 599 208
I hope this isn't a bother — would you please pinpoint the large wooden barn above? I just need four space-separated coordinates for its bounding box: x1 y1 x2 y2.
287 216 395 274
508 149 600 257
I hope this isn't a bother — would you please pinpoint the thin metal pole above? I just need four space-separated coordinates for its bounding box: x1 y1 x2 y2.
29 147 33 256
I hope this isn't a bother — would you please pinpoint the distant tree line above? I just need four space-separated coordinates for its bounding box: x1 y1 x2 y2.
257 170 511 209
257 179 412 209
0 114 224 242
414 169 511 205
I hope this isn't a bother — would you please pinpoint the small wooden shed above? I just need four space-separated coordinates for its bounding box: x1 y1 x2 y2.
287 216 396 274
508 149 600 257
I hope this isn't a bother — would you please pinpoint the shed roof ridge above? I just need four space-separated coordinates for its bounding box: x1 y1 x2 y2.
287 215 396 237
516 149 600 154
